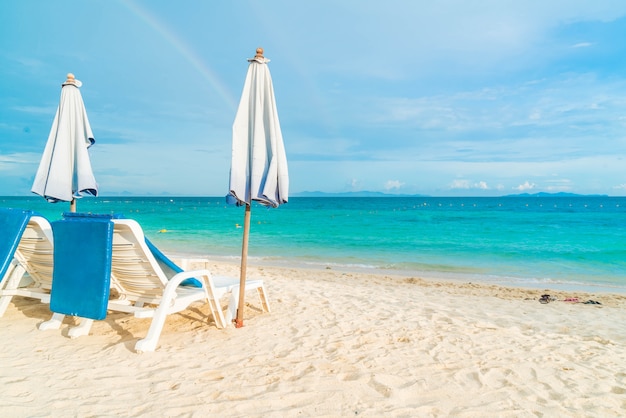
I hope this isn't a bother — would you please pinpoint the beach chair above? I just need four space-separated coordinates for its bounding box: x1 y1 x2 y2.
41 217 270 352
143 235 270 324
0 208 54 317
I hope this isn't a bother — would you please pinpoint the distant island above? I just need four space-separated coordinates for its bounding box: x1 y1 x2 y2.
292 191 428 198
292 191 610 198
504 192 609 197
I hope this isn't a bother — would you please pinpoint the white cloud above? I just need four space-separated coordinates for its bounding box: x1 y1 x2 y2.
515 181 536 191
613 184 626 190
0 152 39 170
384 180 404 190
12 105 56 115
450 179 489 190
544 178 573 192
450 179 471 189
349 178 360 190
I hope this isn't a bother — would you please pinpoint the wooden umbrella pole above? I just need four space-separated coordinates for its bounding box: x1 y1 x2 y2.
236 203 252 328
70 198 77 213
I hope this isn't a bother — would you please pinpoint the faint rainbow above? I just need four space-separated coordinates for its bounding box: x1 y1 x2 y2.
119 0 237 110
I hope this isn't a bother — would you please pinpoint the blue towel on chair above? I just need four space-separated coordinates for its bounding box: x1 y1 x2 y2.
50 217 113 320
0 208 33 281
63 212 202 288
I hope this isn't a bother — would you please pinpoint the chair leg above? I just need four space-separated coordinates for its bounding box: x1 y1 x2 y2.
68 318 94 338
0 294 12 317
257 285 271 312
0 260 17 290
202 278 227 328
207 293 227 328
224 284 271 323
224 290 238 324
0 263 26 318
134 300 171 353
39 312 65 330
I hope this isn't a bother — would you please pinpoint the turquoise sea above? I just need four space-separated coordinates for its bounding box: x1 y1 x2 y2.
2 196 625 293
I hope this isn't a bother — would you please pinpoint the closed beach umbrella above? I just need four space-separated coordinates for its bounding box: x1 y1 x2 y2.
228 47 289 327
32 73 98 212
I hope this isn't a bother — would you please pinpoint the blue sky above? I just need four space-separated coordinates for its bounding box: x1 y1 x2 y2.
1 0 625 197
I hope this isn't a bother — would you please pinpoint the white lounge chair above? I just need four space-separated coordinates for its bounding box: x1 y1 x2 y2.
42 218 270 352
0 213 54 317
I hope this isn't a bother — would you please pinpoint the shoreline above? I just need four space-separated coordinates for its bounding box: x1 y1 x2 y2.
170 251 626 298
175 257 626 308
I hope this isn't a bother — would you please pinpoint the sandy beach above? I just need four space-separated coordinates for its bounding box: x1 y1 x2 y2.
1 260 625 417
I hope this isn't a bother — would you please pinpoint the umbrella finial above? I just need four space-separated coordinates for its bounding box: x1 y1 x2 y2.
248 47 269 63
63 73 82 87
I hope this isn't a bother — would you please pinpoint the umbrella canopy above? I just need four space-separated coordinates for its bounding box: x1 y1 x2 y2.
32 73 98 211
228 48 289 208
227 48 288 327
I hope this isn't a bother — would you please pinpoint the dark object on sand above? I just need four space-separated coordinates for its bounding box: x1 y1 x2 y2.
583 300 602 305
539 294 552 304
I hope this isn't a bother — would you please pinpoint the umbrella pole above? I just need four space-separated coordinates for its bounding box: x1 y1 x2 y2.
70 198 76 213
236 203 251 328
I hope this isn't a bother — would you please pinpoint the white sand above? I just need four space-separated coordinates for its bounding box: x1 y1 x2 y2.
1 261 625 417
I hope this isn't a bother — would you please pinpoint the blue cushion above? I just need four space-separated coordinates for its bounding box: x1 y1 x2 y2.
50 217 113 320
145 238 202 288
0 208 33 281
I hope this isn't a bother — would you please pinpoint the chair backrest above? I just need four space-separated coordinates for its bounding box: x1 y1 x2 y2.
110 219 170 303
61 212 203 298
13 216 54 290
63 212 202 287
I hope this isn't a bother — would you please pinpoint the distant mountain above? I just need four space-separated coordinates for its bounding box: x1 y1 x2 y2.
293 191 429 197
505 192 608 197
294 191 610 198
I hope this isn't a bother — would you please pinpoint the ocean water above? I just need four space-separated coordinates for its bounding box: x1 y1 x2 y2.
2 196 625 293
